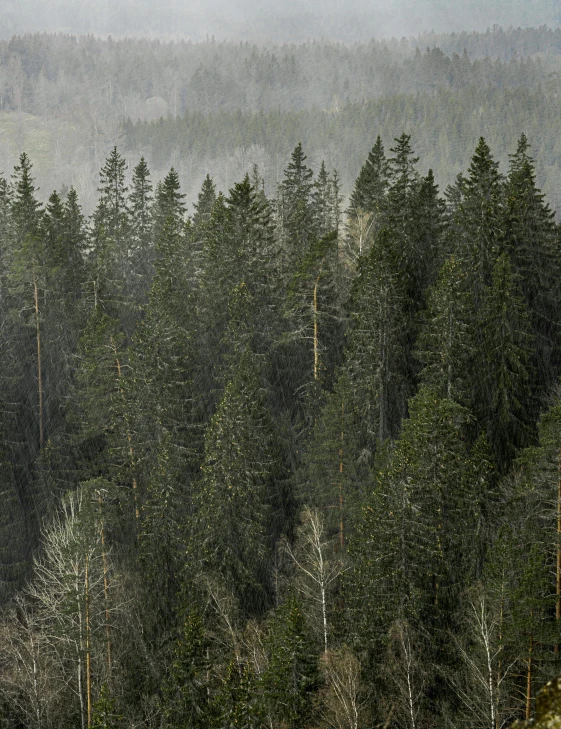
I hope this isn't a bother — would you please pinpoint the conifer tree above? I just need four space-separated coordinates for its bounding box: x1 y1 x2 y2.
478 253 534 472
193 351 274 613
416 255 474 405
348 135 388 220
277 143 316 276
193 174 217 228
262 594 319 729
163 610 211 729
212 660 262 729
91 147 130 322
450 137 503 299
349 388 480 674
344 228 408 447
128 156 154 305
502 134 561 396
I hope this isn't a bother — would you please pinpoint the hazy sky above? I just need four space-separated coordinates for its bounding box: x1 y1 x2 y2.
1 0 560 41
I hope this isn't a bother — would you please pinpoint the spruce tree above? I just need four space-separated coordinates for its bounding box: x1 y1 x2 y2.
344 228 408 447
128 156 154 305
349 388 481 677
91 147 130 323
192 351 274 613
163 611 211 729
348 135 388 220
277 143 316 276
502 134 561 397
416 255 474 406
478 253 534 472
262 594 319 729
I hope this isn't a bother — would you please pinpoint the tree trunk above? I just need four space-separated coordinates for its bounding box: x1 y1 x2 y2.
313 274 321 381
111 338 140 521
85 553 92 729
339 401 344 549
98 494 112 676
525 634 533 721
32 266 43 449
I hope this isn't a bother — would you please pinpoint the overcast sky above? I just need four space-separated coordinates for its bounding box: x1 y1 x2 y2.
1 0 560 42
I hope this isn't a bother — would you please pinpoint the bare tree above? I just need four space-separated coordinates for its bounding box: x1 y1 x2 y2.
384 620 428 729
343 209 375 269
319 646 367 729
25 488 121 729
448 585 518 729
0 594 61 729
284 507 345 652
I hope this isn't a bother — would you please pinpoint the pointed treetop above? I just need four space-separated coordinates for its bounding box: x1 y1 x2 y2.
193 174 217 227
466 137 501 189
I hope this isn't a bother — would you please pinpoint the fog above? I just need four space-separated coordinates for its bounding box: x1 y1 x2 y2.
1 0 560 42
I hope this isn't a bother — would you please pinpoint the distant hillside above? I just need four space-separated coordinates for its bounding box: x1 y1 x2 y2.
1 28 561 214
0 0 560 42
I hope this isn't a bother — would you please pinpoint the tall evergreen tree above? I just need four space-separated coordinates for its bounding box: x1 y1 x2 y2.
128 156 154 305
502 134 561 397
478 253 534 472
192 351 275 613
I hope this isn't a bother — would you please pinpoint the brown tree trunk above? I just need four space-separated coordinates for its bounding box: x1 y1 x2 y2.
339 401 344 549
33 267 43 449
111 338 140 521
98 494 112 676
526 634 533 721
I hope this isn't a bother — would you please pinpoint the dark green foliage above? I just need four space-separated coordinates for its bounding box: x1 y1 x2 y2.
416 255 474 405
193 352 275 613
477 254 535 471
348 136 388 222
349 387 481 667
2 128 561 729
212 661 262 729
91 684 124 729
344 228 409 446
163 611 211 729
263 594 319 729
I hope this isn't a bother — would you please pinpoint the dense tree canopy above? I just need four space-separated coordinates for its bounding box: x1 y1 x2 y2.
0 130 560 729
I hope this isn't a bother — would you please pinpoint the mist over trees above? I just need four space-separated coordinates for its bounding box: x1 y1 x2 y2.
4 27 561 217
0 0 560 41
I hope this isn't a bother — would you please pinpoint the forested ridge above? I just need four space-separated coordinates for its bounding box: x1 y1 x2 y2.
1 127 561 728
6 27 561 214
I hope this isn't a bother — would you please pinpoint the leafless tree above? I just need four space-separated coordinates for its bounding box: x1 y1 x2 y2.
319 645 368 729
284 506 346 652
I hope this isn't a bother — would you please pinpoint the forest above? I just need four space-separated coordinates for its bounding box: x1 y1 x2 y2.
4 26 561 214
1 119 561 728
